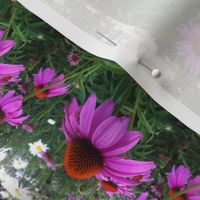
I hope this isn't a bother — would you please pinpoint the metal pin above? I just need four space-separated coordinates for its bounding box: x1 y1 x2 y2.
139 60 161 79
96 31 117 46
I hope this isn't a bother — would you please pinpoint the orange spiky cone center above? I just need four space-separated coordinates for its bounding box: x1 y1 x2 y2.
64 139 103 180
168 188 187 200
101 181 118 192
33 86 48 99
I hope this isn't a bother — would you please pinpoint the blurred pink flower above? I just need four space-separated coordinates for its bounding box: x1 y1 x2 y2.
0 90 29 126
22 123 33 133
177 22 200 72
0 30 25 85
40 151 56 171
33 67 68 99
167 165 200 200
97 174 135 198
0 30 15 56
67 52 79 66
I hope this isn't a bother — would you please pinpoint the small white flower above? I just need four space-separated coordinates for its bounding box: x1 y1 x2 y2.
2 176 31 200
0 147 11 162
28 140 49 158
47 119 56 125
0 191 9 199
13 158 28 170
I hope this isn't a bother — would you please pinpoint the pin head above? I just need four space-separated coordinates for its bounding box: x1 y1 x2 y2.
151 69 161 78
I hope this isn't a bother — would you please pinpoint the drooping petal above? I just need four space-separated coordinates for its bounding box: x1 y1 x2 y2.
41 67 56 85
137 192 149 200
98 169 139 186
186 175 200 196
34 68 43 86
0 90 15 106
80 93 96 137
89 99 114 135
2 99 22 113
69 97 79 115
103 131 142 157
5 115 29 126
0 64 24 75
0 40 15 56
92 117 129 149
167 165 191 189
105 158 156 175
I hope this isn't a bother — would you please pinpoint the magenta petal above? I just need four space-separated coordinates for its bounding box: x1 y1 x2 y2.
0 40 15 56
103 131 142 157
5 115 29 126
34 68 43 86
167 165 191 189
69 97 78 114
0 90 15 106
92 117 129 149
41 67 56 85
0 64 25 75
89 99 114 135
99 169 139 186
2 100 22 113
105 158 156 174
137 192 149 200
80 93 96 138
187 175 200 196
47 87 68 97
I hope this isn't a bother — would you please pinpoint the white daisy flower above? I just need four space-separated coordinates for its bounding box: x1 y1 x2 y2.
0 167 10 180
0 191 9 199
47 119 56 125
0 147 11 162
13 158 28 170
28 140 49 158
2 176 31 200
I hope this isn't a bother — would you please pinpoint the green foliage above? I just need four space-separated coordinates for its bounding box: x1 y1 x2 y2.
0 0 200 199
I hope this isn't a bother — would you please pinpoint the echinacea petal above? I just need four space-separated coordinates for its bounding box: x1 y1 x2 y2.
98 169 139 186
167 165 191 188
89 99 114 135
137 192 149 200
0 64 24 75
105 159 156 175
0 40 15 56
69 97 79 114
92 117 129 149
80 93 96 137
2 99 22 113
187 175 200 196
5 115 29 126
0 90 15 106
103 131 142 157
41 67 56 85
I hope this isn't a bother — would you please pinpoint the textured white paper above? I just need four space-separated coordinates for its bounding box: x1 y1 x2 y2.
18 0 200 134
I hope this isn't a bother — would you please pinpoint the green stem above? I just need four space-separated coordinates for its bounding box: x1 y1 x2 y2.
129 86 141 129
4 4 16 39
164 183 200 200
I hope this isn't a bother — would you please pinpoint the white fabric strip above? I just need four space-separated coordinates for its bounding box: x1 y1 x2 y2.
17 0 200 135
